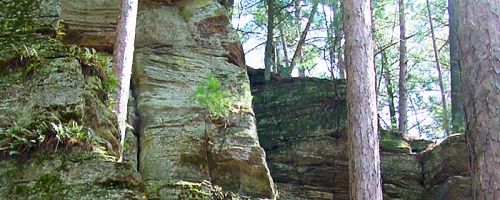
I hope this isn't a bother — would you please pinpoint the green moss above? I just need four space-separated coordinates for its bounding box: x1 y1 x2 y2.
3 172 67 199
380 139 412 153
33 173 66 196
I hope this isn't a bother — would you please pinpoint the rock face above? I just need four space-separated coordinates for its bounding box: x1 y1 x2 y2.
131 0 274 198
249 71 471 200
421 134 471 199
1 0 274 199
0 51 141 198
1 0 473 199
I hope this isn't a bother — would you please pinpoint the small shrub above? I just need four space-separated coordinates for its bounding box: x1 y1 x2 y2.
192 76 233 120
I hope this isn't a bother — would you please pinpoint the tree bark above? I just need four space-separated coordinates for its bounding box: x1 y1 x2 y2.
343 0 382 198
397 0 408 133
448 0 464 133
113 0 138 162
454 0 500 199
425 0 449 135
264 0 275 81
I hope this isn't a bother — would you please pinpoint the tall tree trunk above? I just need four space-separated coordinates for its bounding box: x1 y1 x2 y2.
454 1 500 199
397 0 408 133
448 0 464 133
382 50 397 128
425 0 449 135
264 0 275 81
289 1 319 76
113 0 138 162
343 0 382 199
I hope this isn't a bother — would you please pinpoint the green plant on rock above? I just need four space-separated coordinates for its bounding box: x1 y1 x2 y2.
192 75 234 120
0 123 42 156
51 120 93 151
0 118 111 160
69 46 119 94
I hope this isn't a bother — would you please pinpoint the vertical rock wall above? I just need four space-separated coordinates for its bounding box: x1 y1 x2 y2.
131 0 275 199
1 0 275 199
249 72 471 200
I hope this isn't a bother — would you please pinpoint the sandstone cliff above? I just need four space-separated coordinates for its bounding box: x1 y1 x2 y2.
0 0 472 199
249 69 471 200
1 0 274 199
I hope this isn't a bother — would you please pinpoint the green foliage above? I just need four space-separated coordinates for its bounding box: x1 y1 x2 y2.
0 0 41 37
192 76 234 120
0 123 41 156
69 46 119 93
0 119 100 159
55 21 67 41
32 173 67 199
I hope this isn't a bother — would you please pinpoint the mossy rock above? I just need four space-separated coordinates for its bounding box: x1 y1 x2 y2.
0 151 144 200
379 130 412 154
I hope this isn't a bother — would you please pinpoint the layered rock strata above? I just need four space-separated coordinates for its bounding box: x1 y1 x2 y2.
249 71 471 200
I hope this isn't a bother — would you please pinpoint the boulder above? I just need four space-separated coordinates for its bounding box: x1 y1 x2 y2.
420 134 469 187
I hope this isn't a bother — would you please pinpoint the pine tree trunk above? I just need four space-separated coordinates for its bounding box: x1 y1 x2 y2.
425 0 449 135
397 0 408 133
343 0 382 198
264 0 275 81
448 0 464 133
113 0 138 162
454 0 500 199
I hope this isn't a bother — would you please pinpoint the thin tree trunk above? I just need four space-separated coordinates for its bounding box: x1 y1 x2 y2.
323 4 335 79
264 0 275 81
275 44 280 74
343 0 382 198
454 0 500 199
448 0 464 133
397 0 408 134
425 0 449 135
332 0 345 79
382 50 397 128
289 1 318 76
294 0 305 77
279 26 290 70
113 0 138 162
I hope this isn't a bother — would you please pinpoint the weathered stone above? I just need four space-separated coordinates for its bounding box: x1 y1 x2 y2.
60 0 119 51
381 152 424 200
425 176 471 200
409 139 434 153
251 74 426 199
421 134 469 187
0 152 144 200
0 57 120 157
132 1 275 198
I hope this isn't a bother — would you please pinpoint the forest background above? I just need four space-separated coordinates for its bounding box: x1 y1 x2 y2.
231 0 455 139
